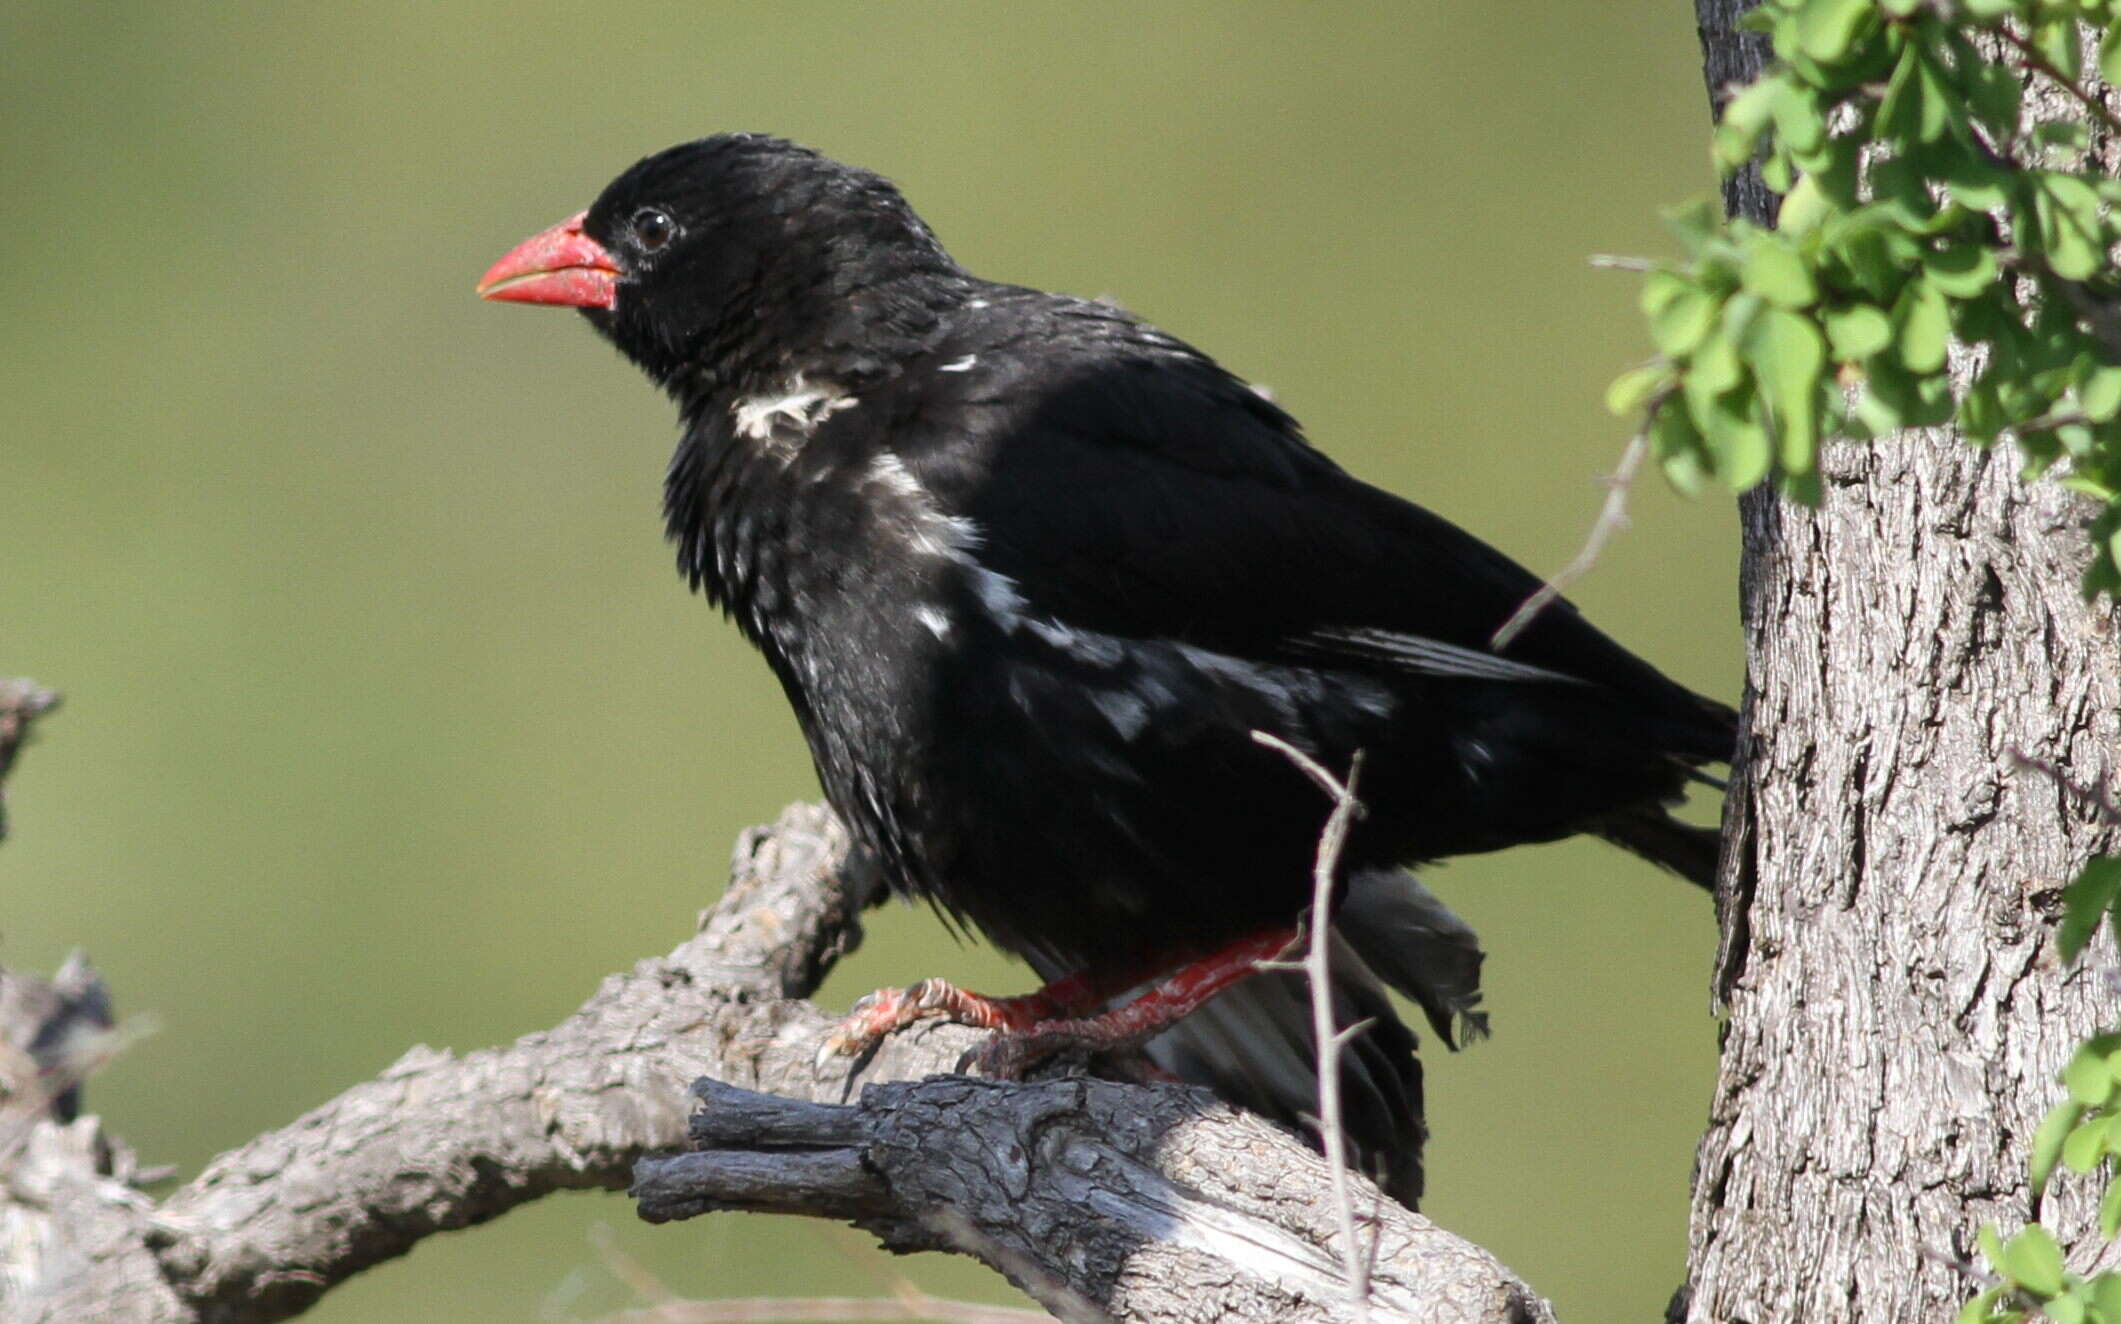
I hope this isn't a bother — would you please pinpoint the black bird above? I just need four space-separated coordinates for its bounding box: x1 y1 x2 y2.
479 134 1733 1205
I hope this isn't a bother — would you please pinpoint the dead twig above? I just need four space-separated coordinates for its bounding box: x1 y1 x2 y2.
1250 731 1373 1324
1490 406 1659 651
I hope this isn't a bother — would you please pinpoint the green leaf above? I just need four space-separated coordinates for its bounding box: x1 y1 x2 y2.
2067 1037 2121 1105
1778 464 1824 505
1956 288 2020 350
1896 278 1953 374
2063 1115 2110 1170
1650 399 1710 496
1861 351 1955 430
2082 368 2121 424
1742 306 1827 473
2052 1291 2087 1324
1927 244 2000 299
1686 376 1773 491
1965 0 2023 16
1962 1286 2007 1324
1826 303 1894 360
1743 239 1821 308
1965 60 2024 141
1692 324 1745 397
1983 1222 2010 1271
1716 77 1780 171
1941 148 2015 213
2003 1225 2067 1297
1801 132 1866 208
1830 225 1908 304
1878 43 1925 143
1607 362 1676 416
2103 22 2121 88
1723 291 1765 349
1797 0 1875 62
1780 173 1836 237
2034 174 2108 282
1872 155 1939 227
1912 48 1960 144
2034 1099 2087 1197
2035 18 2083 84
2061 858 2121 964
1663 199 1720 258
1761 150 1796 196
1963 375 2006 444
2093 1272 2121 1319
1770 77 1828 156
1645 273 1721 356
2035 121 2093 158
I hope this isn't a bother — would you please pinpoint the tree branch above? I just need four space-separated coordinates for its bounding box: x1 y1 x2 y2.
3 801 1553 1324
636 1078 1550 1324
0 678 59 843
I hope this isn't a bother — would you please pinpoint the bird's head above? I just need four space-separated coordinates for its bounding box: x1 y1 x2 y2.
478 134 961 394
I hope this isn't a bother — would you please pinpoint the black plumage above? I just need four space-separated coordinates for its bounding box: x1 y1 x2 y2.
481 134 1734 1204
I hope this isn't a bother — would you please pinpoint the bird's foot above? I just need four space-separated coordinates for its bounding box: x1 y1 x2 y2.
818 977 1078 1068
959 927 1301 1079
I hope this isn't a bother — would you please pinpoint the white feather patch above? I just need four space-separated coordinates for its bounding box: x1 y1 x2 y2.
914 605 954 641
731 377 858 442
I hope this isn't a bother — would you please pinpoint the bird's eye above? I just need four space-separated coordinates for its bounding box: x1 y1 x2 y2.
632 208 676 253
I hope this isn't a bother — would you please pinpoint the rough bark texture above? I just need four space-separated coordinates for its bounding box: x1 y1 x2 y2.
0 797 1553 1324
636 1077 1550 1324
1683 8 2121 1322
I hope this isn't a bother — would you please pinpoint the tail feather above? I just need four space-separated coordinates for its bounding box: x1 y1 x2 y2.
1337 868 1487 1045
1135 866 1484 1208
1597 805 1724 889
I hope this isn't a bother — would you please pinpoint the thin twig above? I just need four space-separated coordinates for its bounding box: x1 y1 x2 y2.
2009 408 2092 438
1250 731 1372 1324
1588 254 1657 272
1995 24 2121 137
2011 751 2121 827
1491 399 1662 650
589 1221 682 1310
0 1013 159 1163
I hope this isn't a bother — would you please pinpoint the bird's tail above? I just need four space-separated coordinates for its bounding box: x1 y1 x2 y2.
1596 804 1725 890
1138 867 1484 1208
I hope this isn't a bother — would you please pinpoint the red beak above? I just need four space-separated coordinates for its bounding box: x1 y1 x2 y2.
476 211 619 308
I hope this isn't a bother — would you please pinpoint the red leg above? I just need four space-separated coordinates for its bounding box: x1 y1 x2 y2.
967 927 1301 1078
820 967 1111 1061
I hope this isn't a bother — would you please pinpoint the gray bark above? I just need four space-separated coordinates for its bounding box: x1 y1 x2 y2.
0 800 1552 1324
1682 7 2121 1322
637 1077 1549 1324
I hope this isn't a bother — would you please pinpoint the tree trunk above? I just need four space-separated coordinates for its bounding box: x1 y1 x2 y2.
1682 7 2121 1321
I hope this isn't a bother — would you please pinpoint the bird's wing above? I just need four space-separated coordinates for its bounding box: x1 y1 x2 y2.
900 340 1702 712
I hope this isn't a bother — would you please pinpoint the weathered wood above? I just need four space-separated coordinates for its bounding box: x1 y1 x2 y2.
636 1078 1553 1324
0 803 1553 1323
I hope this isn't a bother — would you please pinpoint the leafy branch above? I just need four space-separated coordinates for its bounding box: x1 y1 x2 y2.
1605 0 2121 594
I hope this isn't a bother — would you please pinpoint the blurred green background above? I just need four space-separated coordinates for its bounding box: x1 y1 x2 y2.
2 4 1737 1320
